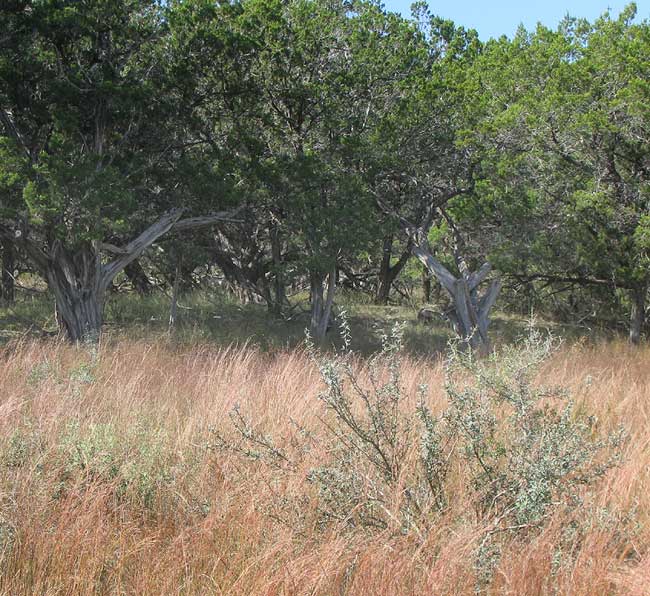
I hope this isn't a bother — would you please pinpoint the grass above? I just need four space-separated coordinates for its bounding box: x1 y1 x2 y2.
0 287 618 356
0 333 647 595
0 288 643 594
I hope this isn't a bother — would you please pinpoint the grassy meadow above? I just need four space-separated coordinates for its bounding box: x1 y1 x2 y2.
0 293 648 595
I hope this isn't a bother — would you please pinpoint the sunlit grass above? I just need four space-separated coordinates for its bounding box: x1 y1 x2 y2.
0 336 647 594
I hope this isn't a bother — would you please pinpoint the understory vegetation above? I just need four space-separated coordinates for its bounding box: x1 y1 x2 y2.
0 320 647 595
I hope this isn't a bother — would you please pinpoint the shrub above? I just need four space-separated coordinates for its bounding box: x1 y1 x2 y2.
57 421 178 509
444 332 625 530
212 320 626 585
305 321 448 532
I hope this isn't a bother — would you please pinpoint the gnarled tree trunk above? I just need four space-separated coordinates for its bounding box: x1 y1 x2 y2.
375 193 500 351
46 242 105 342
411 241 501 353
2 208 240 342
411 230 501 351
378 198 501 352
629 285 646 345
310 265 336 342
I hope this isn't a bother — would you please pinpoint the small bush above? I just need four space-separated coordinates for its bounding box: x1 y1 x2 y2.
444 332 625 529
212 322 627 587
305 321 447 532
57 421 178 508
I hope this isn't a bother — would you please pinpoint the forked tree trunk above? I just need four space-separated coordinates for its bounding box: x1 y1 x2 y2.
48 211 186 341
310 265 336 342
412 243 501 352
374 197 499 351
629 286 646 345
4 209 239 342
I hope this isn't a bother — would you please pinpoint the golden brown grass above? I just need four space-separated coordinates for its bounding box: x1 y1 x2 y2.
0 337 648 595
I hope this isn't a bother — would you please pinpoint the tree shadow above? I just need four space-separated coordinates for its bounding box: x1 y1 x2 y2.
0 290 615 357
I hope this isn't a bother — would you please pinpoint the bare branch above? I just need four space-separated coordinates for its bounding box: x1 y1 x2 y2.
468 262 492 291
99 242 129 255
100 209 185 290
170 207 244 232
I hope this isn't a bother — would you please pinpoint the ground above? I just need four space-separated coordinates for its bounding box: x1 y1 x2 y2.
0 288 616 355
0 290 646 595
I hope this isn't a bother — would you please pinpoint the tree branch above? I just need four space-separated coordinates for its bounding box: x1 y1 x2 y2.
100 209 186 290
170 208 244 232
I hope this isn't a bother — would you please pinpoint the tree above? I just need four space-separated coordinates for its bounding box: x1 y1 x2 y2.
363 8 502 350
470 4 650 343
222 0 400 339
0 0 239 340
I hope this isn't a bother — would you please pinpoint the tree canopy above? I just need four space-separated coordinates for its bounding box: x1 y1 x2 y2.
1 0 649 345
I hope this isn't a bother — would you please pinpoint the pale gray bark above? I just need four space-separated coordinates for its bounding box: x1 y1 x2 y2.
629 286 646 345
310 265 336 342
383 199 499 354
412 240 501 351
1 208 240 341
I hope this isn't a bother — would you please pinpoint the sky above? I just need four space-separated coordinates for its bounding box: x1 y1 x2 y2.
381 0 650 40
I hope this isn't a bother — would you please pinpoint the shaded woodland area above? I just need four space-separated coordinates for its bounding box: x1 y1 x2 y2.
1 1 650 348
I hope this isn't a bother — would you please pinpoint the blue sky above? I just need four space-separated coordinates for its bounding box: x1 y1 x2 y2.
381 1 650 40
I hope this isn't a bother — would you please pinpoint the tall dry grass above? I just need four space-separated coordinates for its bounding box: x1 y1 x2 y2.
0 336 648 595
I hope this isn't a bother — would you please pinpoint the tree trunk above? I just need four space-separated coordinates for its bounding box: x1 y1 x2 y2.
412 242 500 352
629 286 646 345
53 286 103 342
2 209 239 342
374 197 499 351
124 259 154 296
310 265 336 342
375 236 412 305
1 238 15 303
45 243 105 342
422 265 431 303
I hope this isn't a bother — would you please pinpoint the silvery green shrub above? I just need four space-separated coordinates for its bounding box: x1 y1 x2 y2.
216 319 625 550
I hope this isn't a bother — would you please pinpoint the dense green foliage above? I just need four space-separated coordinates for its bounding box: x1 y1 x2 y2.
1 0 649 344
